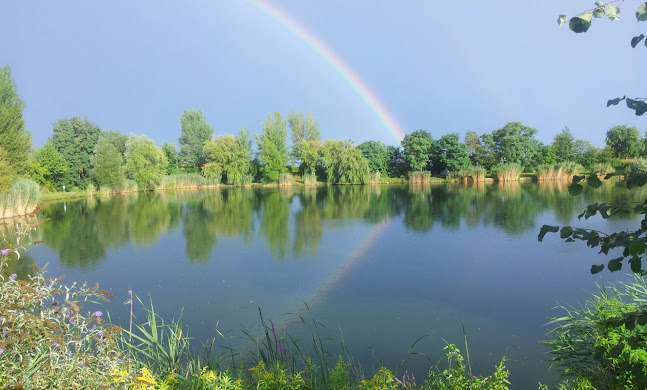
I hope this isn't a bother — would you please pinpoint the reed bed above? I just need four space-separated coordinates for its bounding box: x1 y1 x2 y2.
366 171 381 184
159 173 206 189
408 170 431 185
591 162 614 176
536 162 580 181
469 165 487 182
493 163 522 182
278 173 293 187
0 178 41 219
303 173 317 186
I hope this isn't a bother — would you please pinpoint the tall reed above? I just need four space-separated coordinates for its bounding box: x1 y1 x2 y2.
536 162 580 181
408 171 431 185
469 165 487 182
493 163 522 182
303 173 317 186
159 173 206 189
278 173 293 187
0 178 41 219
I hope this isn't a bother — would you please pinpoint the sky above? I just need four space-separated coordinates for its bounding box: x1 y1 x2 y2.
0 0 645 149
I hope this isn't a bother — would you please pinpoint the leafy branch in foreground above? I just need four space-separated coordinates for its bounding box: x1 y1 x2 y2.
538 169 647 275
558 1 647 116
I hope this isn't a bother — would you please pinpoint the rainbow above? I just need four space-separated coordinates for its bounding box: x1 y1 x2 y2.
248 0 406 143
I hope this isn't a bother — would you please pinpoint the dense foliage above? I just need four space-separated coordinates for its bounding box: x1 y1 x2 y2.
179 109 213 168
0 66 31 176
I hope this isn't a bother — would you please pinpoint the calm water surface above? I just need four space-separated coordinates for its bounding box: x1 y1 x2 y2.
6 182 645 388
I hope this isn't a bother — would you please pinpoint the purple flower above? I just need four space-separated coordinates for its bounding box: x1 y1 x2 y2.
271 321 276 341
69 317 76 326
279 343 285 356
97 331 104 339
2 327 7 336
0 249 9 256
93 311 102 318
10 274 16 280
266 351 270 361
92 324 97 329
0 348 4 355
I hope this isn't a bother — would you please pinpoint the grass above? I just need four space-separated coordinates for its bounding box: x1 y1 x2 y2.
159 173 207 189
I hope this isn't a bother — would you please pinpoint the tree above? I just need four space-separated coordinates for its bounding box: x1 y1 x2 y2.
91 136 125 190
436 133 470 173
320 140 370 184
300 140 321 175
401 130 433 172
605 125 642 158
574 139 599 168
552 127 576 163
29 141 68 191
0 146 14 192
178 109 213 168
558 2 647 116
161 142 180 174
464 131 481 158
491 122 542 170
51 116 101 188
358 141 389 175
288 112 320 167
255 112 288 182
386 146 407 178
0 65 32 175
100 130 128 163
203 129 251 185
124 135 168 191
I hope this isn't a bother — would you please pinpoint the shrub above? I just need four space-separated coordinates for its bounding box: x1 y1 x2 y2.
493 163 522 182
279 173 293 187
409 171 431 185
545 275 647 389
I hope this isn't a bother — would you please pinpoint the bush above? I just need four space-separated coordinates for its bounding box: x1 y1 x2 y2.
545 275 647 389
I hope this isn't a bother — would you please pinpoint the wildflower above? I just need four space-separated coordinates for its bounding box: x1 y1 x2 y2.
9 274 16 280
69 317 76 326
97 331 104 339
0 249 9 256
92 311 103 317
0 348 4 355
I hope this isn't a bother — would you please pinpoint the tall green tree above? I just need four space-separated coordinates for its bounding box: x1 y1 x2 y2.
464 131 481 158
0 146 14 192
51 116 101 187
358 141 389 175
178 109 213 168
436 133 470 173
574 139 599 168
401 130 433 172
491 122 542 170
161 142 180 174
606 125 642 158
288 112 320 167
124 135 168 191
255 112 288 182
552 127 576 163
91 136 125 190
386 146 407 178
100 130 128 163
0 65 31 175
29 141 68 191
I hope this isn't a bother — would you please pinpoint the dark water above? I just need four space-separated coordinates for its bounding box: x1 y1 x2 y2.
4 182 644 388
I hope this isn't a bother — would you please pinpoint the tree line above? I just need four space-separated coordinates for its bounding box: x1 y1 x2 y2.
1 64 645 193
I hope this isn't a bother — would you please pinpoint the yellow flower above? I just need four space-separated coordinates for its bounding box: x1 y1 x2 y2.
132 367 158 390
111 369 130 385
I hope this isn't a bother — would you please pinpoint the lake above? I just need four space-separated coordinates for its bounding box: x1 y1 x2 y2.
5 182 643 388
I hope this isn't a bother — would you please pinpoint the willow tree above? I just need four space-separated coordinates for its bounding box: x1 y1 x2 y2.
203 128 251 185
52 116 101 188
124 135 168 191
320 140 370 184
0 66 31 175
178 109 213 168
288 111 320 167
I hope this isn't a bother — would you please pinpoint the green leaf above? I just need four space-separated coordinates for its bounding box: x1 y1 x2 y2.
637 3 647 21
572 175 585 184
637 311 647 326
631 34 645 48
538 224 560 242
557 14 568 28
606 5 620 21
569 183 584 196
608 257 623 272
595 1 604 6
626 98 647 116
607 96 626 106
587 174 602 188
629 242 646 256
591 264 605 274
630 256 643 273
569 13 593 33
560 226 574 239
593 7 605 18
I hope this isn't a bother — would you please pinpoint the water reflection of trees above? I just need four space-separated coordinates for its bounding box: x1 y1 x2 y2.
35 182 647 268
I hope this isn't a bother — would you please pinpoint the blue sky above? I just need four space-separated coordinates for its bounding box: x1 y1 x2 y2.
0 0 645 148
